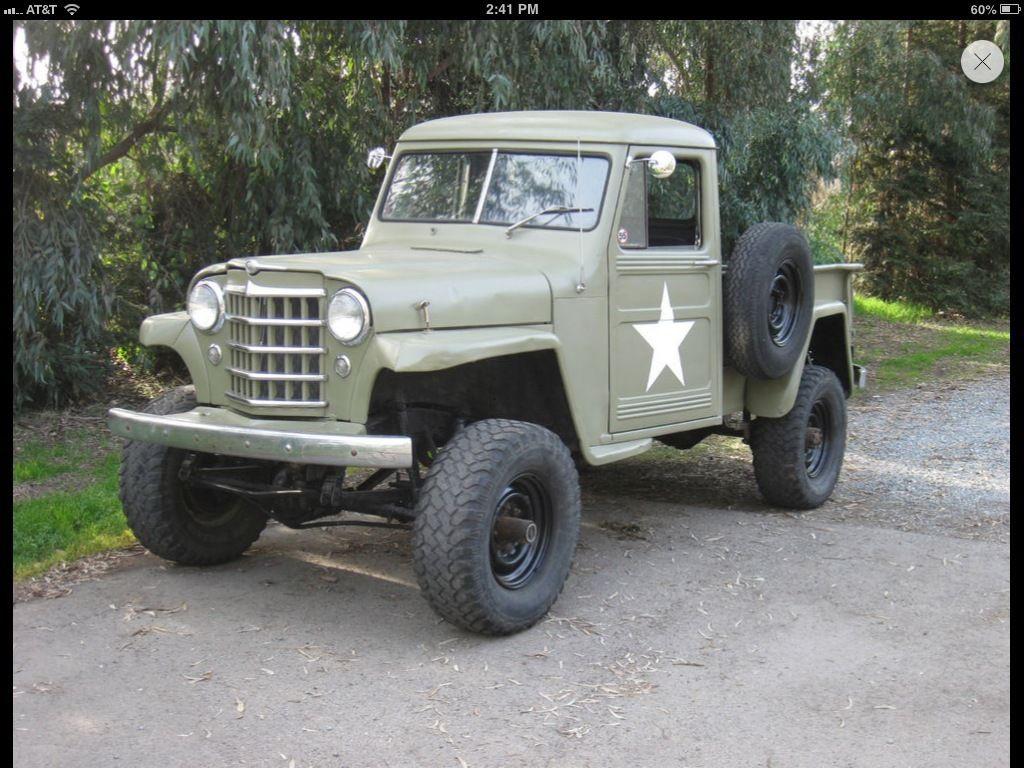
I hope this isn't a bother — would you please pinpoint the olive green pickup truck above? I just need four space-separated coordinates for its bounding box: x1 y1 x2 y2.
109 111 865 635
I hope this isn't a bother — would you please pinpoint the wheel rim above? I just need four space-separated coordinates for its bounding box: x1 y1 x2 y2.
805 399 833 478
768 260 801 347
178 453 243 528
490 473 552 590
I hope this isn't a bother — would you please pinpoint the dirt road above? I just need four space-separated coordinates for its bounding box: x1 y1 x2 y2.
13 376 1009 767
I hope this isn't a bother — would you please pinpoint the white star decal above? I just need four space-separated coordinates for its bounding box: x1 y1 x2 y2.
633 283 695 392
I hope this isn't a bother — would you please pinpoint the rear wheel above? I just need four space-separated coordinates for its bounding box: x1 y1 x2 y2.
119 386 267 565
749 365 847 509
412 419 581 635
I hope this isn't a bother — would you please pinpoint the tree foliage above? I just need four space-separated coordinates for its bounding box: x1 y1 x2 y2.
15 21 322 407
12 20 1010 409
820 20 1010 314
645 21 839 254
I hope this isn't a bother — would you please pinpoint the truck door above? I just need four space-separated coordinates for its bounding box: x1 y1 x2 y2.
608 147 722 435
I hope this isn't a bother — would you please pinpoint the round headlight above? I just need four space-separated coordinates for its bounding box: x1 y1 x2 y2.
187 279 225 333
327 288 371 344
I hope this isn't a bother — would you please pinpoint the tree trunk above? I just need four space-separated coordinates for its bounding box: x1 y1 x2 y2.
79 101 172 184
704 30 715 104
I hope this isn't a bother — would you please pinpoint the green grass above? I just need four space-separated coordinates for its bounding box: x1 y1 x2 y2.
853 295 1009 390
13 451 134 580
14 440 81 483
854 295 933 325
12 429 106 483
871 326 1008 389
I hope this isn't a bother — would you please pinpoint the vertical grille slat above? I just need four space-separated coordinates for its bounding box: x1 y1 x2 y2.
225 277 326 409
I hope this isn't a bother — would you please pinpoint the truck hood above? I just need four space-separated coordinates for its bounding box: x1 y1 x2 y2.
221 248 552 332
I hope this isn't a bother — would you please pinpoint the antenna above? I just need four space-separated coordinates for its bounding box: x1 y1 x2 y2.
575 138 585 294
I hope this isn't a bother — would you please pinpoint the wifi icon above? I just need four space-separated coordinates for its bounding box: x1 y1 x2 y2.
65 3 79 14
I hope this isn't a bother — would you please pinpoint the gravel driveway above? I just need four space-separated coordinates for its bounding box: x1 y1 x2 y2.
13 374 1010 767
831 376 1010 538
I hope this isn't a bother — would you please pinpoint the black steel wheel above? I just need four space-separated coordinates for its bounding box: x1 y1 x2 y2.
749 365 847 509
178 454 255 528
804 399 834 478
490 473 552 590
412 419 581 635
768 259 803 347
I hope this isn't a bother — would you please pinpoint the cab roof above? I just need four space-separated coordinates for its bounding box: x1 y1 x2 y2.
398 111 717 149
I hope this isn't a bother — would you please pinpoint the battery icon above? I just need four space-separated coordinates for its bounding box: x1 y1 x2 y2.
1000 3 1021 12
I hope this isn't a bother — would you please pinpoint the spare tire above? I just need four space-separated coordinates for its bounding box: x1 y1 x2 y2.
724 223 814 380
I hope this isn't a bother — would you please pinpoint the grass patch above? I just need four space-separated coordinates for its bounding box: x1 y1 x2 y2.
854 296 1008 390
854 295 932 325
868 327 1008 389
13 426 115 483
13 452 134 580
13 438 91 483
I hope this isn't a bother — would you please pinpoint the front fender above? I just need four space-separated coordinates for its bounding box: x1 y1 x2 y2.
347 326 560 423
373 326 561 372
139 312 213 403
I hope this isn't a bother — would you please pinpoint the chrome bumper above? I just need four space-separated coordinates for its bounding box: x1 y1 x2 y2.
107 407 413 468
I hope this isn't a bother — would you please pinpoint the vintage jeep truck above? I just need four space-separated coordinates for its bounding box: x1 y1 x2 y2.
109 111 865 635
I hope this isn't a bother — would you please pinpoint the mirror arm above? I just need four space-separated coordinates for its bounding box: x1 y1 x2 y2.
627 150 676 179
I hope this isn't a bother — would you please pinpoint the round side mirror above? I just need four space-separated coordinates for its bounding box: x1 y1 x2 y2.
648 150 677 179
366 147 390 170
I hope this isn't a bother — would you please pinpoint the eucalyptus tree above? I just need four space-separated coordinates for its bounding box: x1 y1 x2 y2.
821 19 1010 314
14 21 324 406
645 20 838 254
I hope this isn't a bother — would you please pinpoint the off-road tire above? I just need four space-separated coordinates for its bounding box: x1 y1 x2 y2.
724 222 814 380
119 386 267 565
412 419 581 636
749 365 846 509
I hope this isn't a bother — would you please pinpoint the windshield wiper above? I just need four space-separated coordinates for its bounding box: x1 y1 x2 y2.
504 206 594 238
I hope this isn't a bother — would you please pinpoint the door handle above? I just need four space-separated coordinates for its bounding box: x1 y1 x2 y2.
683 259 719 267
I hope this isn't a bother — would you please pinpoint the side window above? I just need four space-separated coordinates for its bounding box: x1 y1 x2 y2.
648 160 700 247
619 156 701 249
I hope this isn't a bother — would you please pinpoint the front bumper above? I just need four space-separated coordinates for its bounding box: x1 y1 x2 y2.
107 406 413 468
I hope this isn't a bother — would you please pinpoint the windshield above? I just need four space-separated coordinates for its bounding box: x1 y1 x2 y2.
380 150 610 230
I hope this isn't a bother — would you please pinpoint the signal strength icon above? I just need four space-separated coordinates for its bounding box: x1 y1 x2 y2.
65 3 79 13
3 7 17 13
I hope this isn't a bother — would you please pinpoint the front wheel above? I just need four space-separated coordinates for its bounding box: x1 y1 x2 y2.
119 386 267 565
749 365 847 509
412 419 581 635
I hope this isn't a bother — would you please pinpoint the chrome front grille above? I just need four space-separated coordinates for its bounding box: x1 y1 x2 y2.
225 285 327 409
